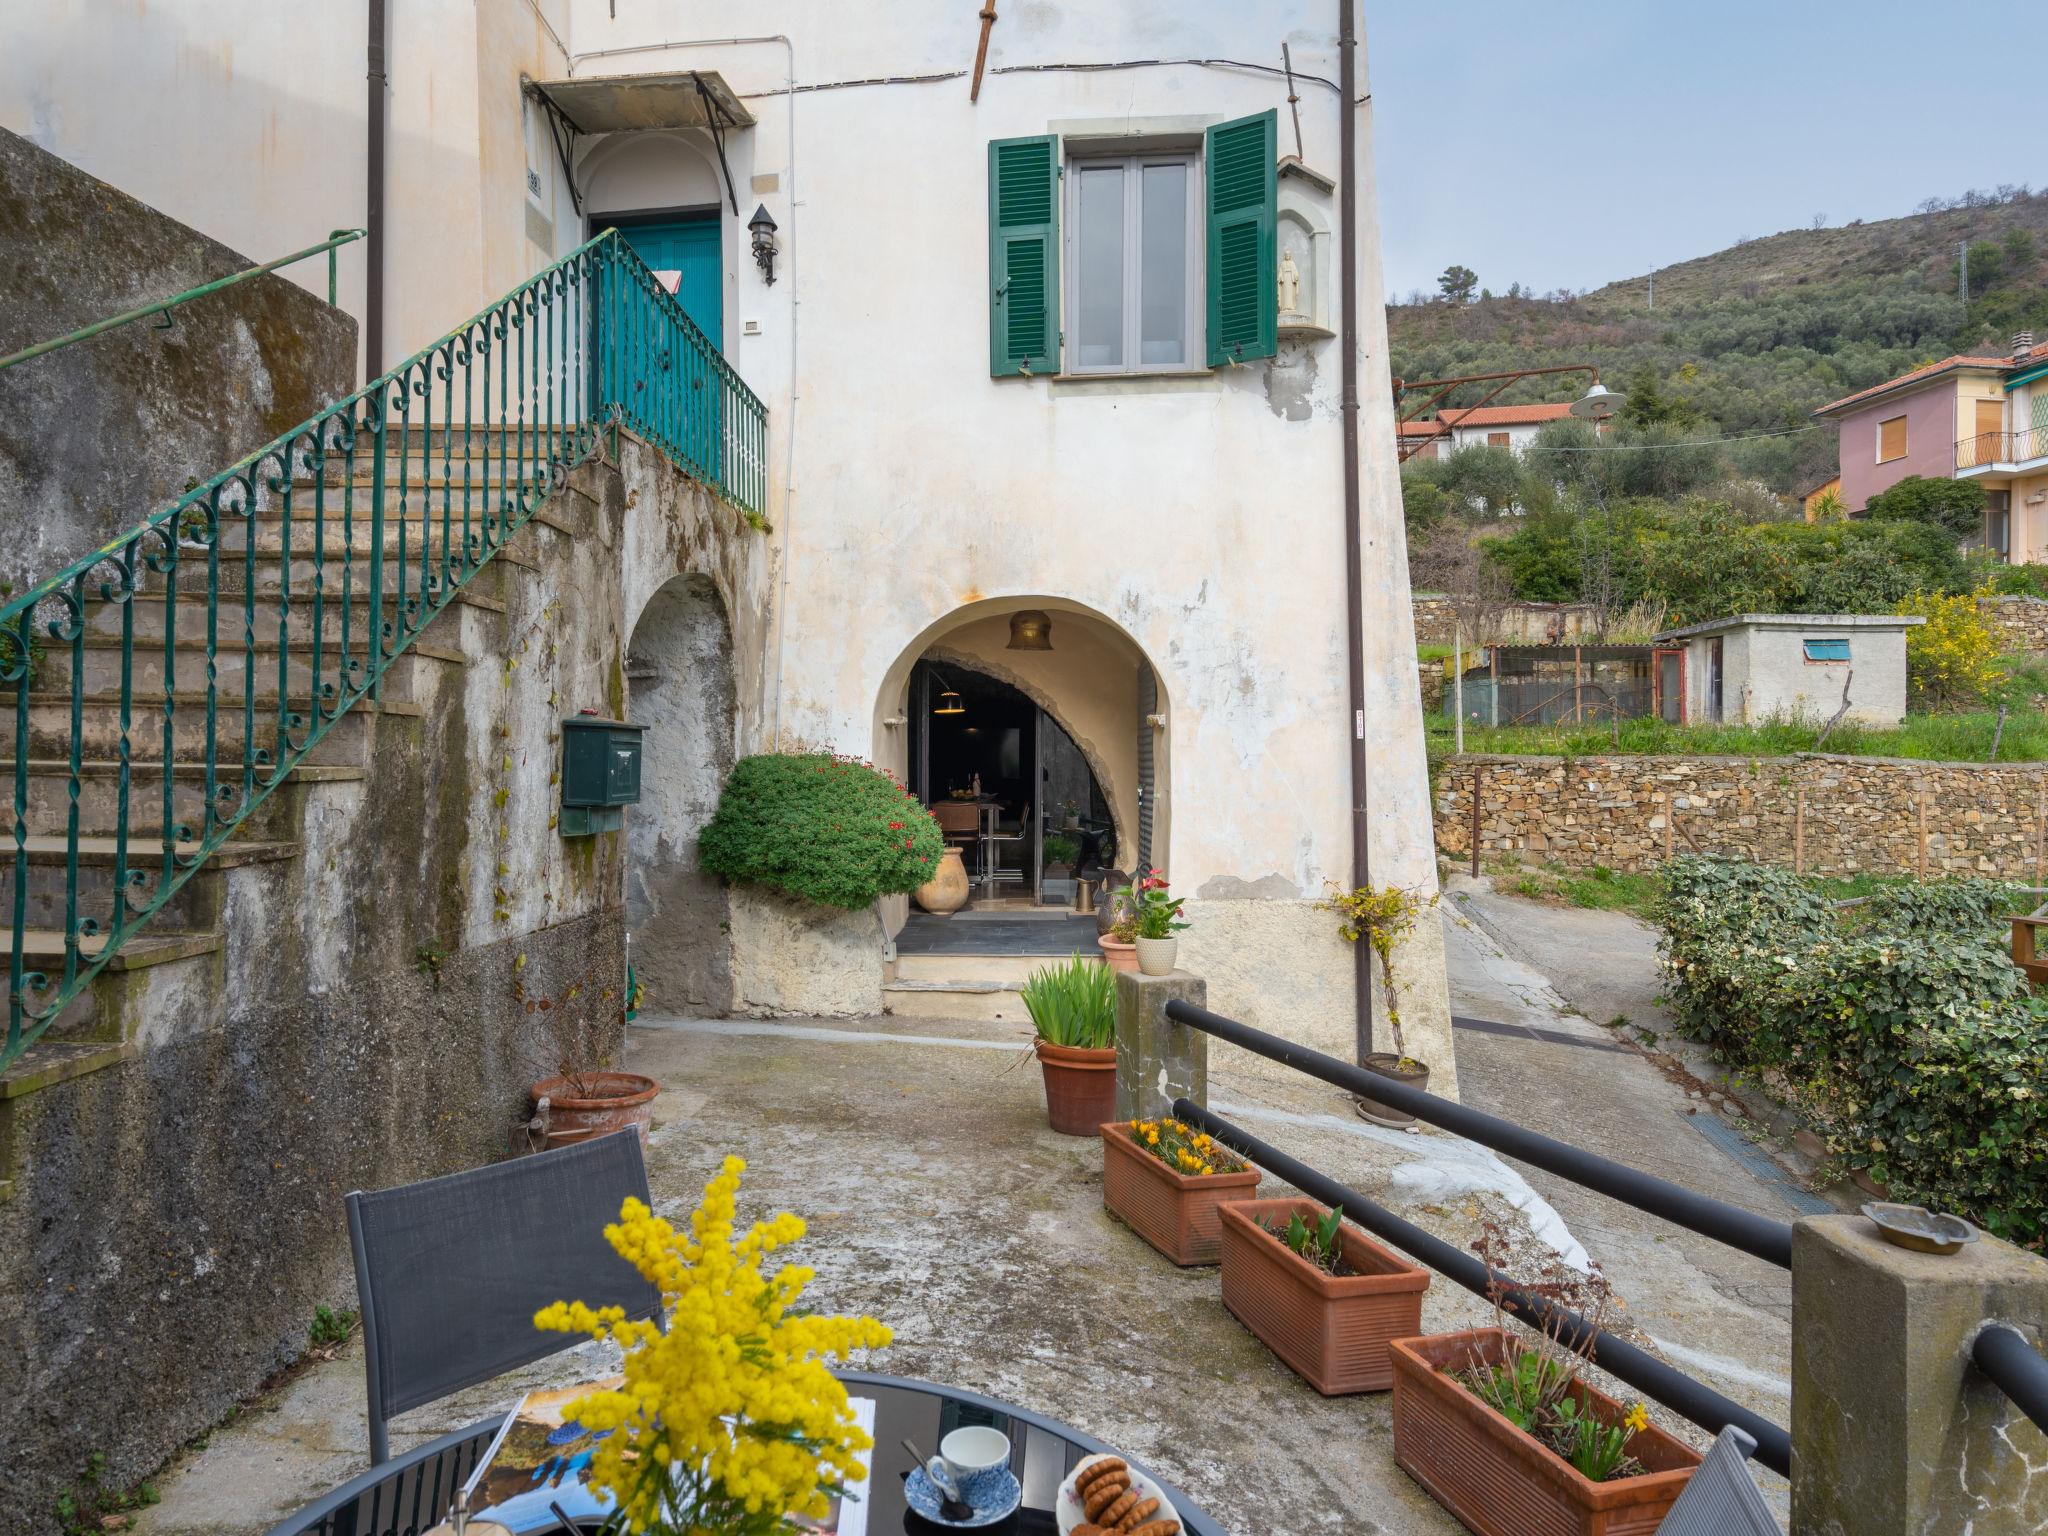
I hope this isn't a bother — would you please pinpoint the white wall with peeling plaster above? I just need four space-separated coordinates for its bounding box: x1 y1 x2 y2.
0 0 1451 1082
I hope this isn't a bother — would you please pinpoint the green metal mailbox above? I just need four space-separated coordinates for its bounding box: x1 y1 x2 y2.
560 715 644 836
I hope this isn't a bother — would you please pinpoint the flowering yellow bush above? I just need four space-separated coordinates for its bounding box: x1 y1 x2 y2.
1897 588 2000 710
535 1155 892 1534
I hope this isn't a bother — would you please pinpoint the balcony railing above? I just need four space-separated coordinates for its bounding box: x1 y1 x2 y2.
1956 425 2048 469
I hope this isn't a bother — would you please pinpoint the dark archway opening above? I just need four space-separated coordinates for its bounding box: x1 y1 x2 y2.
908 660 1115 907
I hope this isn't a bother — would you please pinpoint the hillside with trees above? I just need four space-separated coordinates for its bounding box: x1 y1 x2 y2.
1390 185 2048 496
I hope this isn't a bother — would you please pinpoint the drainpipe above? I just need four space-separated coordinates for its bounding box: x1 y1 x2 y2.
366 0 389 379
1338 1 1374 1064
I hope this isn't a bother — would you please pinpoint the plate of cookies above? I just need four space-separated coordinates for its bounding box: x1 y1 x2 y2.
1056 1453 1181 1536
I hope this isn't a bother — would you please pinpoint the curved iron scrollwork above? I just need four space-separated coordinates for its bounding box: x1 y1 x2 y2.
0 230 767 1067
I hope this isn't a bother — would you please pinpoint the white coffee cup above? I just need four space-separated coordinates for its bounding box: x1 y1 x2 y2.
939 1425 1011 1476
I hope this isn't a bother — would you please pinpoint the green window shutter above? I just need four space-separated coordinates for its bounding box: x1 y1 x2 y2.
1205 109 1277 368
988 135 1060 377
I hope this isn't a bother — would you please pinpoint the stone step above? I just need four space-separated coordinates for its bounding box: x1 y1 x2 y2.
892 953 1060 986
70 587 507 643
1 927 225 1038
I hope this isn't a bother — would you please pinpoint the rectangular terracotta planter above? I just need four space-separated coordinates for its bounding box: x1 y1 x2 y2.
1218 1197 1430 1393
1100 1121 1262 1265
1389 1329 1701 1536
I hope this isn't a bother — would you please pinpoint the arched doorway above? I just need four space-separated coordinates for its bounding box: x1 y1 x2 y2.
873 598 1169 920
623 573 735 1013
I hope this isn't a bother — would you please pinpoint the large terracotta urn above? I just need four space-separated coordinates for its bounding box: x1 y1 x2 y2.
914 846 970 914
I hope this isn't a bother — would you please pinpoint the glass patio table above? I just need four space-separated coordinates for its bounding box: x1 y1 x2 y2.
265 1371 1225 1536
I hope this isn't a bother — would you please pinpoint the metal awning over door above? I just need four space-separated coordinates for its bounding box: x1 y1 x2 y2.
521 70 752 217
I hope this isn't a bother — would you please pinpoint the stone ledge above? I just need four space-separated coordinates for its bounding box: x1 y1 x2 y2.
0 1038 133 1100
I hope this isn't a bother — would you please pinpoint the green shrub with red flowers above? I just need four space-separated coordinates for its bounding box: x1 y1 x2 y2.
699 753 944 910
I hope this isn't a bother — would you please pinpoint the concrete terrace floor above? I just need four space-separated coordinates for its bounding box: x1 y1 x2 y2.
132 891 1815 1536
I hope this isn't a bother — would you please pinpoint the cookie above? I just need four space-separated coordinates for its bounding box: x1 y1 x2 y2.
1072 1528 1106 1536
1099 1488 1141 1528
1075 1458 1126 1493
1114 1497 1160 1532
1127 1523 1180 1536
1084 1479 1129 1521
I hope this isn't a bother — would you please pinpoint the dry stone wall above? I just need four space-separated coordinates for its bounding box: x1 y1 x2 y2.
1435 752 2048 879
1982 596 2048 653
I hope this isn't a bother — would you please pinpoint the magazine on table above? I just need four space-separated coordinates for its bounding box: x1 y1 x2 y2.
461 1382 876 1536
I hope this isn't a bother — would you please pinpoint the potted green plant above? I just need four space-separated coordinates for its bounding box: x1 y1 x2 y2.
1042 832 1081 879
1389 1222 1700 1534
1100 1115 1261 1265
1218 1197 1430 1393
1316 882 1439 1124
1020 953 1116 1134
1097 884 1140 972
1121 871 1189 976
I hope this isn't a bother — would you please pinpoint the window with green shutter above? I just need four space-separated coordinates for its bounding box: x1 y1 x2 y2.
1204 109 1277 367
988 135 1060 377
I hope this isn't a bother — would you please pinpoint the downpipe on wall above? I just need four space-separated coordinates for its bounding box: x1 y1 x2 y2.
1338 0 1373 1063
365 0 388 380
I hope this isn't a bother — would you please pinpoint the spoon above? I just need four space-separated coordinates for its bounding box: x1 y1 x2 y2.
903 1438 975 1522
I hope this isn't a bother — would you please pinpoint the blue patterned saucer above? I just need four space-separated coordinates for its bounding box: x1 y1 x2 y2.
904 1463 1021 1527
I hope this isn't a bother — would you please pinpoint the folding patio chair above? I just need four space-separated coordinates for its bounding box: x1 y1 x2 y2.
1655 1425 1783 1535
346 1130 664 1464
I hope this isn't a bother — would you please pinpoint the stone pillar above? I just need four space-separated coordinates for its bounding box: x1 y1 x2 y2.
1113 970 1207 1122
1792 1214 2048 1534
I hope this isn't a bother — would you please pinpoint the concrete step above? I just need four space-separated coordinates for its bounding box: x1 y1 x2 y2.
72 588 507 643
1 926 224 1039
31 636 463 702
893 952 1064 986
2 835 300 929
8 760 361 839
882 977 1029 1022
0 691 420 764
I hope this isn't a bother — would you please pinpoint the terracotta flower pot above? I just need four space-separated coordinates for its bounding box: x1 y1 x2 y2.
1357 1052 1430 1127
1034 1040 1117 1135
1389 1329 1700 1536
1100 1121 1261 1265
529 1071 660 1151
1134 935 1178 976
1097 937 1139 972
914 847 970 914
1219 1198 1430 1394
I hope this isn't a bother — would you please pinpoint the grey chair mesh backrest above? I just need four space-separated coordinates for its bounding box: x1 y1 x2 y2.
1655 1426 1784 1536
346 1131 664 1464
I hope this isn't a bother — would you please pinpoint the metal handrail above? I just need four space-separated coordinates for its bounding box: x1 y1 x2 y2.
0 229 366 374
1176 1101 1793 1476
1975 1323 2048 1437
1 228 767 1069
1163 999 1796 1267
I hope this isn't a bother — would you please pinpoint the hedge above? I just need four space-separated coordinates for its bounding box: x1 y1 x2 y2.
699 753 945 910
1658 857 2048 1245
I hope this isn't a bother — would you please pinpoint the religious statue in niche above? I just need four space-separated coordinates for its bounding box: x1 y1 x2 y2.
1277 250 1301 317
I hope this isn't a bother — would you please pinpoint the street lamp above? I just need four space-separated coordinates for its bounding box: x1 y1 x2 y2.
1570 379 1622 420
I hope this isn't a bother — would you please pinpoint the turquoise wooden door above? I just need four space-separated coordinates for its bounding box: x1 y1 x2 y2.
618 219 721 347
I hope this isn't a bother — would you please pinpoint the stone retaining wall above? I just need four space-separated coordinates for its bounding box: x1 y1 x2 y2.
1434 751 2048 878
1982 596 2048 653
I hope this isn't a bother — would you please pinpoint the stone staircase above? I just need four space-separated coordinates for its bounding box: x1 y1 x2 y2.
0 424 578 1046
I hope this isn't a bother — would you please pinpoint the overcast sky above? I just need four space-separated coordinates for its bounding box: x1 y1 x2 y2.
1366 1 2045 302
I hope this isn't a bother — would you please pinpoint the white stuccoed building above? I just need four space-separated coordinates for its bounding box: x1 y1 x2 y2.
1 1 1451 1081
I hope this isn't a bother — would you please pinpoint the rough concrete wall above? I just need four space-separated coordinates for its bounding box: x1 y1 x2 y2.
1724 626 1908 726
727 886 885 1018
1436 751 2048 879
0 125 357 596
0 434 764 1529
626 575 737 1014
1410 595 1601 647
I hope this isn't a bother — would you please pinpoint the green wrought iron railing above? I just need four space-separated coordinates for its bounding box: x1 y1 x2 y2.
0 229 765 1069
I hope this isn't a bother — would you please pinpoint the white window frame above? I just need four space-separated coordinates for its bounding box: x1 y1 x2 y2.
1063 149 1206 375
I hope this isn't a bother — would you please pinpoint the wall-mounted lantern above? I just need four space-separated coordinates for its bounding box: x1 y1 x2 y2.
560 712 645 836
749 204 778 286
1006 610 1053 651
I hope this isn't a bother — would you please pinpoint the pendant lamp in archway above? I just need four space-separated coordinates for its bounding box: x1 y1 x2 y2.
1007 609 1053 650
932 670 965 715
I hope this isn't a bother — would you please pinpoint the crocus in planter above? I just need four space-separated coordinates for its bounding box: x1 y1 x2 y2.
1020 953 1116 1135
1218 1197 1430 1393
1388 1219 1699 1535
1100 1117 1261 1265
